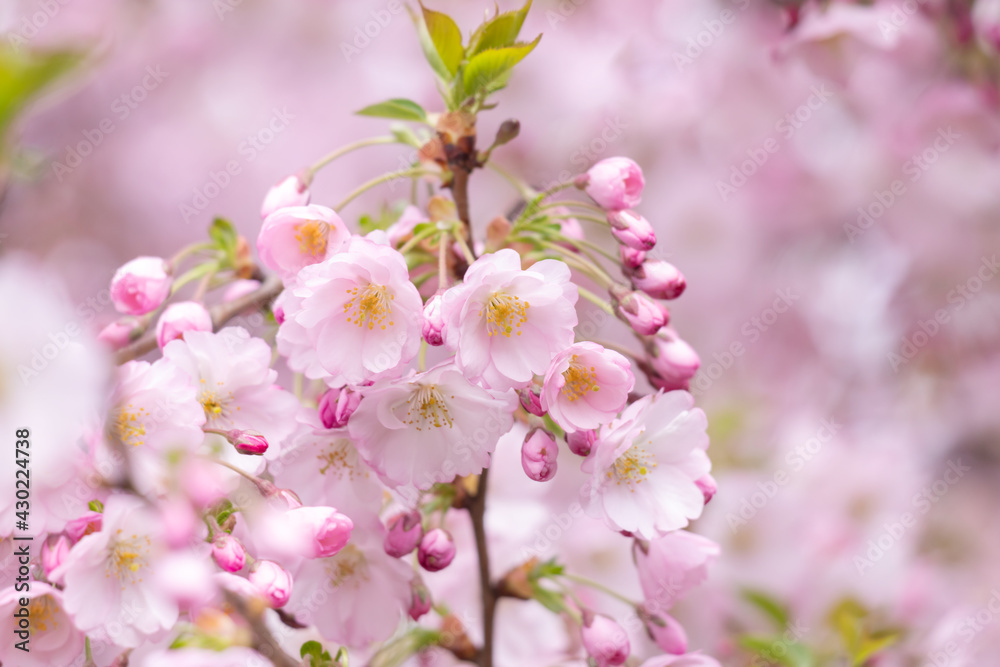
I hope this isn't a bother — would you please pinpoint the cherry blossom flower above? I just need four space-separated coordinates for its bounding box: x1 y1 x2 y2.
260 174 311 219
54 494 179 648
584 391 710 539
0 583 84 667
541 342 634 433
256 204 349 280
581 157 645 210
634 531 720 610
277 235 423 386
163 327 299 474
441 248 579 390
348 363 517 490
110 256 172 315
581 612 630 666
287 519 413 648
155 301 212 349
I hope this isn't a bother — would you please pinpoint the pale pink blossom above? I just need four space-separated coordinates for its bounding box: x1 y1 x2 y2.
541 342 634 432
145 647 269 667
634 531 720 609
156 301 212 348
0 583 84 667
277 235 423 386
287 521 412 648
164 327 300 475
695 474 717 505
54 494 179 648
641 609 688 654
251 503 353 562
608 209 656 250
422 293 446 346
521 428 558 482
212 533 246 572
631 260 686 300
256 204 349 280
260 174 311 219
614 289 669 336
98 319 138 349
638 654 721 667
581 613 630 666
222 278 261 302
65 511 103 542
40 535 70 581
270 413 382 518
582 157 645 210
648 329 700 390
318 386 361 429
418 528 456 571
110 256 172 315
288 505 354 559
249 560 293 608
440 249 579 390
384 510 423 558
154 548 216 610
584 391 710 539
348 363 517 489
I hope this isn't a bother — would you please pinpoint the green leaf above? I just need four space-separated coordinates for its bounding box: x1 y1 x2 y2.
209 217 237 249
301 641 324 660
531 558 565 580
531 584 568 614
88 499 104 513
462 35 541 99
356 98 428 124
829 598 868 656
742 589 790 631
0 45 88 154
419 2 464 77
468 0 532 56
854 630 901 666
739 635 814 667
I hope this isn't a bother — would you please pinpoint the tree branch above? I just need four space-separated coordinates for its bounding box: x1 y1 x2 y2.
468 467 496 667
114 274 284 364
222 591 300 667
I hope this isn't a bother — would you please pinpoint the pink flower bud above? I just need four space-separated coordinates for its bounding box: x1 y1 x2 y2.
619 245 646 269
318 387 361 429
566 429 596 457
695 474 717 505
409 574 433 621
211 533 247 573
422 294 446 346
65 511 103 542
614 289 669 336
226 429 269 455
518 387 545 417
260 174 311 219
631 261 686 300
608 210 656 251
521 429 558 482
384 510 424 558
288 506 353 559
649 328 699 389
110 256 173 315
418 528 456 572
386 205 428 247
249 560 293 608
41 535 70 581
581 157 645 211
97 320 138 350
640 608 688 654
156 301 212 349
222 279 261 302
581 613 630 666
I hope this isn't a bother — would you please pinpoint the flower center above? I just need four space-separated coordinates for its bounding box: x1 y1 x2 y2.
403 384 454 431
318 439 367 480
199 379 236 425
294 220 330 259
562 356 600 402
28 596 59 635
608 441 657 492
481 291 529 338
113 403 149 447
107 530 152 588
325 544 370 589
344 284 395 330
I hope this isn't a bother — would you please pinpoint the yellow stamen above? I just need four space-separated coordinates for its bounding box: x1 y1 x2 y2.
479 291 529 338
343 284 395 331
113 403 148 447
562 356 600 402
28 596 59 635
403 384 454 431
106 530 152 589
293 220 330 259
325 544 371 589
607 439 657 493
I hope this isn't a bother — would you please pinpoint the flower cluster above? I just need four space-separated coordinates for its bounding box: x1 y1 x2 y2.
0 3 718 666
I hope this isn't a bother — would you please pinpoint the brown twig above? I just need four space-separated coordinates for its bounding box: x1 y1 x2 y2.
468 467 496 667
114 274 284 364
222 590 300 667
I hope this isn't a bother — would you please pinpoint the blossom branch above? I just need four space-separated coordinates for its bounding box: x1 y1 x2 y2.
114 273 283 364
221 590 300 667
468 467 497 667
